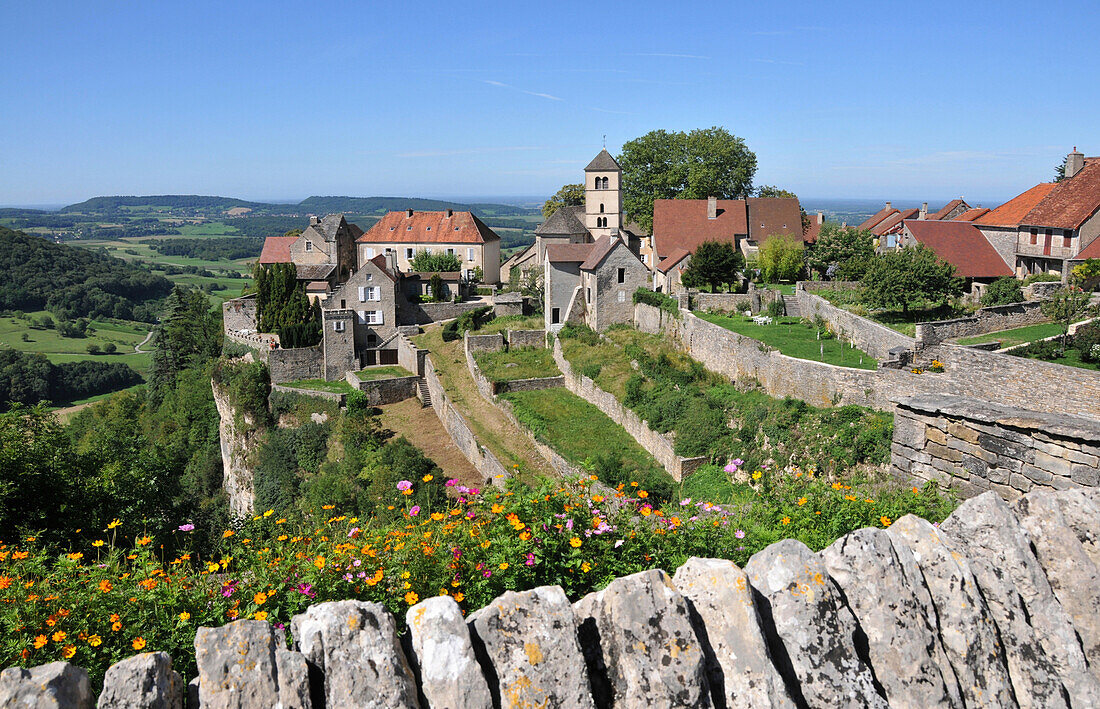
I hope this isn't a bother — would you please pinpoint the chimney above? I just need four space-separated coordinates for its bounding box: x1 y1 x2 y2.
309 215 320 226
445 208 453 218
919 202 928 219
384 248 398 275
707 196 717 220
1066 147 1085 180
885 202 892 211
406 208 414 218
816 211 824 224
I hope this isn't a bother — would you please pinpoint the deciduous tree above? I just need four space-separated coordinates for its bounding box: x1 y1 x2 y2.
542 183 585 218
680 241 745 293
807 224 876 280
860 245 963 314
1042 284 1092 345
757 235 805 283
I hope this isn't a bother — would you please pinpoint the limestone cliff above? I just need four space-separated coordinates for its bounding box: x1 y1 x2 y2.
211 359 271 518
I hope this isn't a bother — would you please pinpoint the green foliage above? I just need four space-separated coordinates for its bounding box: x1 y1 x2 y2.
1073 323 1100 362
442 306 494 342
211 359 272 428
557 322 602 346
148 287 223 403
980 277 1024 307
618 127 757 232
1072 258 1100 290
475 348 559 382
860 245 963 315
1023 272 1062 285
429 274 446 302
632 288 680 317
140 237 264 261
757 235 805 283
0 350 142 410
755 185 797 198
542 183 585 218
0 226 172 321
252 263 318 343
806 223 876 280
680 241 745 293
1041 285 1093 340
411 250 462 273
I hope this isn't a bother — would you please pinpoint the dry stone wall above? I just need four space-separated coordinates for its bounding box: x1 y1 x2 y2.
267 347 323 384
347 373 419 405
915 300 1048 347
401 300 488 325
507 328 546 348
15 488 1100 708
892 394 1100 499
796 289 916 360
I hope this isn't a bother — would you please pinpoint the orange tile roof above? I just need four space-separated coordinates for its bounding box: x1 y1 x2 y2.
746 198 804 242
803 215 824 244
975 183 1057 228
651 199 747 261
368 253 397 282
358 210 499 245
902 220 1012 278
545 243 594 263
872 209 919 236
1074 236 1100 261
1023 158 1100 230
858 206 897 231
657 248 691 273
258 236 297 264
952 207 990 222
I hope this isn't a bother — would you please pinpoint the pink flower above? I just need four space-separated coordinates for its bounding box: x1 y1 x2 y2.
343 573 353 582
614 539 624 548
396 480 412 491
679 498 691 506
296 583 315 598
525 553 536 566
735 529 745 539
178 523 195 532
409 506 421 517
466 510 476 519
347 527 360 538
445 479 457 487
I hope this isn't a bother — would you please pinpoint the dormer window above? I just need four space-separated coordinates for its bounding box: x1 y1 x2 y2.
305 241 313 251
407 226 412 231
389 226 395 231
454 226 459 231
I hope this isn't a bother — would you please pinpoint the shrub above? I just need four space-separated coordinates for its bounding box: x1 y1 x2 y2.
1074 323 1100 362
981 277 1024 307
102 343 117 354
632 288 680 318
86 343 101 355
1023 273 1062 285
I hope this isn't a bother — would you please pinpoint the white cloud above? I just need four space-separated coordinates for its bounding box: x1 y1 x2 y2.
482 80 563 101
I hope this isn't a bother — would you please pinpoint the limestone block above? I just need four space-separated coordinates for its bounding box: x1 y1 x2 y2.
1071 464 1100 486
946 420 979 443
467 585 594 709
887 515 1016 709
1054 489 1100 568
940 493 1099 707
822 528 961 709
1015 490 1100 674
406 596 492 709
926 426 948 445
291 600 418 708
194 620 310 709
98 652 183 709
744 539 887 708
573 568 712 708
672 558 796 708
1034 450 1074 477
0 662 92 709
1021 464 1054 484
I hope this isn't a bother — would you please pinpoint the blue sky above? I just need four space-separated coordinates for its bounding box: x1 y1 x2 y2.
2 0 1098 206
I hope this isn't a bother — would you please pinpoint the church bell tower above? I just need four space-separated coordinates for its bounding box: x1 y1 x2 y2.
584 148 622 239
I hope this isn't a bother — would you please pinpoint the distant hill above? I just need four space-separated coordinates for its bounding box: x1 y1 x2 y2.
296 196 535 217
62 195 269 213
58 195 540 218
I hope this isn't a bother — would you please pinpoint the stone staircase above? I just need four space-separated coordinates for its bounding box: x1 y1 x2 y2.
782 293 801 318
417 378 432 408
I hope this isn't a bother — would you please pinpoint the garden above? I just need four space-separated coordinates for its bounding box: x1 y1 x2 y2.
474 347 559 382
696 312 877 370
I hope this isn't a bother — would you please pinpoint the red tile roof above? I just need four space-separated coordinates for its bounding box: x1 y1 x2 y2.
927 199 969 221
858 206 897 231
803 214 824 244
902 220 1012 278
580 235 619 270
657 248 691 273
871 208 919 236
369 253 397 282
258 236 298 264
746 198 804 242
545 243 594 263
358 210 499 245
1023 158 1100 230
952 207 990 222
974 183 1057 227
1074 236 1100 261
651 199 747 261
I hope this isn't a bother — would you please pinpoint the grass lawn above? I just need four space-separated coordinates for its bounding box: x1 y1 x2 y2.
697 313 877 370
0 313 154 379
868 304 969 337
558 327 689 401
474 314 545 336
501 388 669 483
46 352 153 378
475 347 559 381
759 283 796 295
354 365 413 381
280 378 358 395
956 321 1063 349
1010 348 1100 372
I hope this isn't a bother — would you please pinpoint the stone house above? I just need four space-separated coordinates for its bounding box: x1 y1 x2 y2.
860 200 972 249
320 253 401 371
258 214 362 299
543 234 648 331
655 248 691 294
356 209 501 285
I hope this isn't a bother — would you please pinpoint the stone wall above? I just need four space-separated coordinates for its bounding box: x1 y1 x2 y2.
347 373 419 406
492 292 525 317
422 353 510 487
18 488 1100 709
915 300 1048 347
1025 280 1064 300
495 375 566 394
553 338 707 481
892 394 1100 499
222 295 258 333
690 291 762 314
395 333 426 377
465 332 505 352
267 346 323 384
507 328 546 348
796 290 916 360
401 300 488 325
799 279 861 292
270 384 345 405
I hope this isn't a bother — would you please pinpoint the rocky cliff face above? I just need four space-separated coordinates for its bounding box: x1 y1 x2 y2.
211 376 263 518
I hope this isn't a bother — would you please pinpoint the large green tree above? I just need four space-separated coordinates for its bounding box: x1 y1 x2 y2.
807 223 876 280
542 183 585 218
149 287 222 402
860 245 963 314
680 241 745 293
410 250 462 272
618 127 757 232
757 235 805 283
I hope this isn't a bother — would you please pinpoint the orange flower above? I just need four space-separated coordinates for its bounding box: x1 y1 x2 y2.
781 517 791 525
322 504 335 510
254 592 267 606
61 645 76 659
98 580 112 593
569 537 582 548
111 622 122 632
498 562 509 570
452 591 465 603
66 552 83 561
132 637 146 651
138 578 157 591
404 591 419 605
637 490 648 499
422 474 433 482
33 635 47 649
179 612 190 622
136 536 152 546
0 576 11 590
87 635 102 647
880 515 892 528
797 497 807 506
110 614 120 623
313 555 325 570
640 507 652 517
51 631 66 643
222 530 235 539
107 519 121 529
253 611 268 621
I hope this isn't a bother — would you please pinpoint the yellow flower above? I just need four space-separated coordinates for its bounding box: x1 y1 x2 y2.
313 555 325 570
581 562 591 573
640 507 652 517
132 637 146 651
322 504 335 510
137 536 152 546
569 537 582 548
498 562 509 570
752 471 762 480
404 591 419 605
797 497 807 506
92 540 105 548
637 490 648 498
254 592 267 606
179 612 190 622
206 562 219 573
431 513 445 522
277 535 288 541
33 635 47 649
87 635 102 647
491 504 504 514
253 611 268 621
401 489 413 496
422 474 433 482
107 519 121 530
276 518 286 524
911 487 920 495
51 631 66 642
222 530 234 539
592 494 604 503
61 645 76 659
781 517 791 525
630 481 639 487
880 515 892 528
844 494 857 501
112 622 122 632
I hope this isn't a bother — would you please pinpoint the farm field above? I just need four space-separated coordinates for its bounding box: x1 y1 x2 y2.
0 312 154 376
697 313 877 370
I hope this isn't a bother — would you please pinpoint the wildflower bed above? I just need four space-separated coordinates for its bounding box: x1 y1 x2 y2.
0 469 953 690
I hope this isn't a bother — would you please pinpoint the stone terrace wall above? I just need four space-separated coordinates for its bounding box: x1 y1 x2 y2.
17 488 1100 709
690 291 763 314
422 353 510 488
799 279 861 293
915 300 1048 347
347 373 419 406
796 290 916 360
222 295 258 333
508 328 546 348
892 394 1100 500
270 383 345 405
465 332 505 352
401 300 488 325
267 347 323 384
553 338 707 481
395 333 427 377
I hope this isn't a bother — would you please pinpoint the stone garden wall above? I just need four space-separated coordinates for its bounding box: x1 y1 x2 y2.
395 334 427 377
795 290 916 360
267 347 323 384
915 300 1048 347
347 372 419 406
465 332 505 353
15 488 1100 708
892 394 1100 500
401 300 488 325
507 328 546 348
221 295 258 333
269 384 345 405
552 338 707 482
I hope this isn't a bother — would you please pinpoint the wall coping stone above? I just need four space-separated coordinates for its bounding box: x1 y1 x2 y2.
894 395 1100 442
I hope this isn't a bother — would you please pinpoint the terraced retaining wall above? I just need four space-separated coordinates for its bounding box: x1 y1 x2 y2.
914 300 1048 347
552 338 706 482
13 489 1100 708
346 372 419 405
267 347 323 384
795 288 915 360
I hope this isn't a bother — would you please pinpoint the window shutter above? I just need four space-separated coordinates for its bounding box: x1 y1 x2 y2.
357 311 367 324
358 287 366 302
